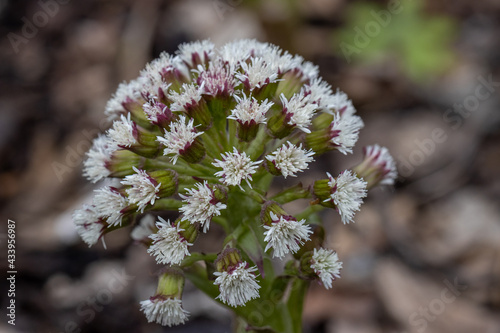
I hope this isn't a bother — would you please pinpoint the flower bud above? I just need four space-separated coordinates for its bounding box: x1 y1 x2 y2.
353 144 398 189
313 171 367 224
140 268 189 327
214 248 261 307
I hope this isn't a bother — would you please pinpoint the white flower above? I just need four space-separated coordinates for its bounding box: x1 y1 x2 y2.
326 171 367 224
177 40 214 67
302 78 333 109
93 186 128 227
168 83 204 112
131 214 156 241
104 79 143 121
195 60 235 96
280 92 317 133
156 115 203 164
236 57 279 90
212 148 261 189
83 135 116 183
140 297 189 327
227 94 273 125
179 181 226 233
219 39 274 70
263 213 312 258
363 144 398 185
324 89 356 116
147 217 192 265
73 204 105 247
214 262 260 307
266 142 314 178
107 113 137 148
121 167 161 213
310 248 342 289
143 100 169 124
330 112 364 155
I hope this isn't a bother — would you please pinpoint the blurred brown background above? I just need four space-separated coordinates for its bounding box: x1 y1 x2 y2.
1 0 500 332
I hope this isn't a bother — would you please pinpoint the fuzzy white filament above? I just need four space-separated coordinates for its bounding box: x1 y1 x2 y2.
311 248 342 289
266 142 314 178
214 263 261 307
263 213 312 258
179 181 226 232
148 217 192 265
140 297 189 327
212 148 261 190
121 167 161 213
156 115 203 164
326 171 367 224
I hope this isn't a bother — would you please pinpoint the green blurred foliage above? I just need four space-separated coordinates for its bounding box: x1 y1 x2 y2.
334 0 457 82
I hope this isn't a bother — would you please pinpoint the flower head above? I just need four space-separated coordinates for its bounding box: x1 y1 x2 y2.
147 217 192 265
310 248 342 289
214 262 261 307
177 40 214 68
140 296 189 327
212 148 261 190
266 142 314 178
228 94 273 126
121 167 161 213
263 212 312 258
326 170 367 224
93 186 128 227
280 92 317 133
179 181 227 232
236 56 279 90
83 135 116 183
156 115 204 164
107 113 137 148
329 112 364 155
356 144 398 187
72 204 106 247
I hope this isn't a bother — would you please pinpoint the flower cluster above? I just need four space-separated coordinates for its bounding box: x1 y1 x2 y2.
73 39 397 328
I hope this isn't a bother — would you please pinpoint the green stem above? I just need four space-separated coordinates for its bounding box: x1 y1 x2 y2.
271 183 311 204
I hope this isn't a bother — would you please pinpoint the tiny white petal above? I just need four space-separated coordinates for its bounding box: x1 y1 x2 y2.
177 40 214 67
105 79 143 121
140 297 189 327
330 112 364 155
121 167 161 213
212 148 261 190
168 83 204 112
147 217 192 265
324 89 357 116
236 57 279 90
363 144 398 185
227 94 273 125
326 171 367 224
93 186 128 227
195 60 235 96
214 262 261 307
156 115 203 164
311 248 342 289
266 142 314 178
83 135 117 183
107 113 137 148
179 181 226 232
263 213 312 258
72 205 105 247
131 214 156 241
280 92 317 133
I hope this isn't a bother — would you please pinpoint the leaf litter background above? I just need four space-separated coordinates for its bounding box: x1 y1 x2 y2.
0 0 499 332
